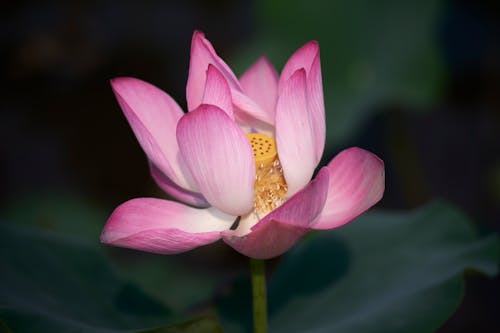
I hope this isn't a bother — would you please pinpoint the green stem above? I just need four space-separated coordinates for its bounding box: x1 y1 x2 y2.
250 258 267 333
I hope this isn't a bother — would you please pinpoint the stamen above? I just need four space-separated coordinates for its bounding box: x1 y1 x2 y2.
246 133 288 219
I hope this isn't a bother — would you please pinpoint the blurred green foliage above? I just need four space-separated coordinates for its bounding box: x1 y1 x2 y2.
2 192 220 313
232 0 443 148
0 222 173 332
218 201 498 333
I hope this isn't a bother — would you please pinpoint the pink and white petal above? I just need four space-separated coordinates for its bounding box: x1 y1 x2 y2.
307 52 326 163
101 198 236 254
312 147 385 230
279 41 325 163
176 105 255 216
279 41 319 86
186 31 241 111
222 167 329 259
149 162 209 208
239 56 279 119
275 69 316 197
223 219 308 259
202 65 234 119
232 89 275 125
111 77 196 191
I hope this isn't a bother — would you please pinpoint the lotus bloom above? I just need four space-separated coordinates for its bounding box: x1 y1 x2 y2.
101 31 385 259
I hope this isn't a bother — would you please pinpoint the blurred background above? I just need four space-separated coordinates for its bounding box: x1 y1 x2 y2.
1 0 499 332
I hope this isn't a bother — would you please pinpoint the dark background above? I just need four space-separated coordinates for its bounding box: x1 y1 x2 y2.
1 0 499 331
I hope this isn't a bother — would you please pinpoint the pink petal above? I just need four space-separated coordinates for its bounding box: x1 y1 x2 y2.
176 104 255 216
232 90 275 126
222 167 329 259
312 147 385 230
111 77 196 191
149 162 209 207
280 41 325 163
239 56 279 121
201 65 234 119
186 31 241 112
279 41 319 85
101 198 235 254
275 69 316 197
307 51 326 162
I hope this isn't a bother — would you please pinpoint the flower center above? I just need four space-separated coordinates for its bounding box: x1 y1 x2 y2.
246 133 288 219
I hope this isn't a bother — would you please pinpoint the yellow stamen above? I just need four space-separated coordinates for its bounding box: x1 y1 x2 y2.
246 133 288 219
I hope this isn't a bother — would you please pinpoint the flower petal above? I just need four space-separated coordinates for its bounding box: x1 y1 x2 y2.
111 77 196 191
279 41 319 85
275 69 316 197
176 104 255 216
101 198 235 254
222 167 329 259
232 90 275 126
239 56 279 121
186 31 240 111
149 162 209 208
307 51 326 163
202 65 234 119
312 147 385 230
280 41 325 163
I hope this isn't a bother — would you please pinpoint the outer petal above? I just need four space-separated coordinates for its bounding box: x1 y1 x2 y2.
223 167 329 259
176 104 255 216
202 65 234 119
111 77 196 191
149 162 209 207
306 51 326 162
186 31 241 111
275 69 316 197
280 41 325 163
101 198 235 254
312 147 385 230
239 56 279 121
279 41 319 85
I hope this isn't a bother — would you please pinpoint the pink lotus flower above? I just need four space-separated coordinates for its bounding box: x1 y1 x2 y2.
100 31 385 259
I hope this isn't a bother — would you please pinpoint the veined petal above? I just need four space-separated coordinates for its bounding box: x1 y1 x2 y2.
224 219 307 260
176 105 255 216
279 41 319 85
312 147 385 230
232 90 275 126
186 31 241 111
307 51 326 162
239 56 279 121
223 167 329 259
202 65 234 119
280 41 325 163
111 77 196 191
149 162 209 208
275 69 316 197
101 198 235 254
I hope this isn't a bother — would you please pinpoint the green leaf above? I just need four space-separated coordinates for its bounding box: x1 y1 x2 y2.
218 201 499 333
0 222 179 333
3 192 106 243
111 251 220 313
3 192 218 313
232 0 444 147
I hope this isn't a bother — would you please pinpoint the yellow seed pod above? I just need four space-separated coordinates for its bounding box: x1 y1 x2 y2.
246 133 277 169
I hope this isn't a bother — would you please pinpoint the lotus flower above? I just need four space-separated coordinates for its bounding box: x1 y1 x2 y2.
100 31 385 259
